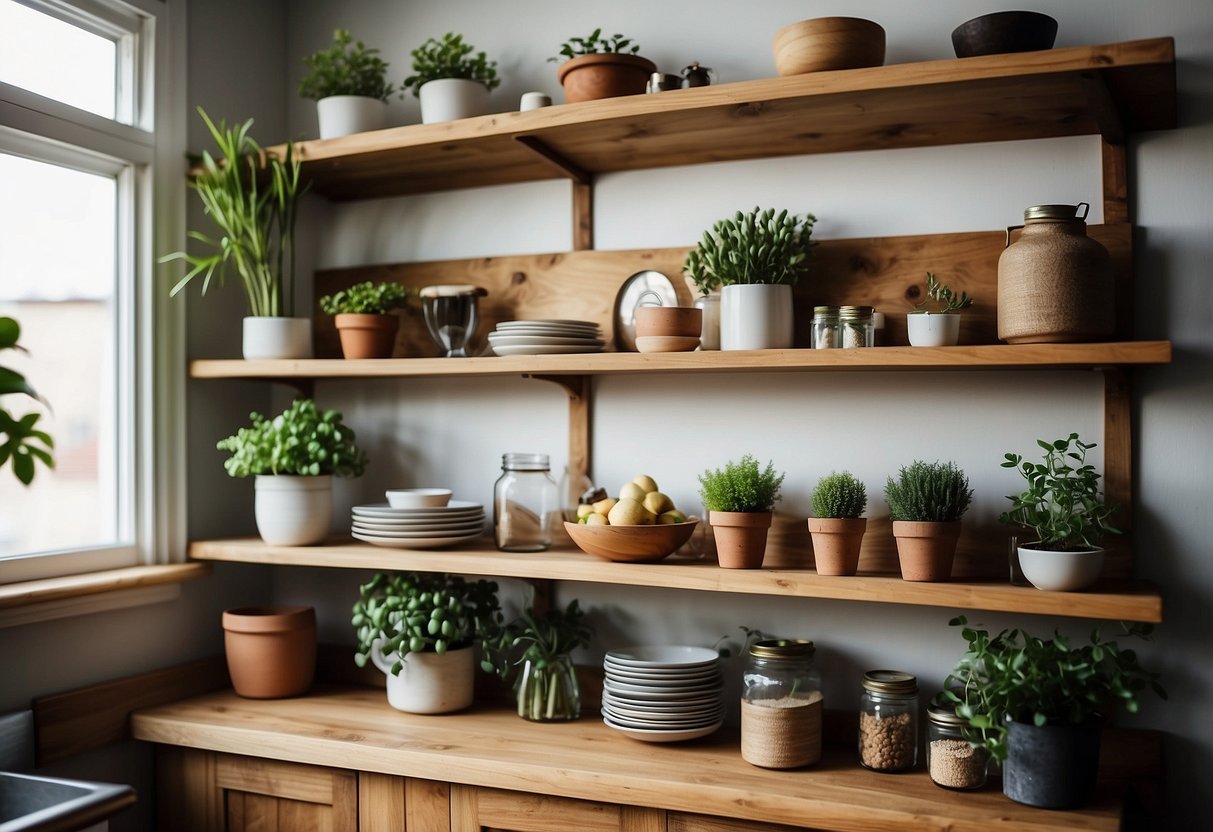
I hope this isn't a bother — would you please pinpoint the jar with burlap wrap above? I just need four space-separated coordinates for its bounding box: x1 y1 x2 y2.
741 639 823 768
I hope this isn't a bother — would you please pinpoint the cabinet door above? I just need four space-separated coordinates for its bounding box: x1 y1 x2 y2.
668 814 821 832
359 773 451 832
451 784 664 832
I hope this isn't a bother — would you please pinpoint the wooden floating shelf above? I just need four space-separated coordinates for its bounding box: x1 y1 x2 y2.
189 538 1162 623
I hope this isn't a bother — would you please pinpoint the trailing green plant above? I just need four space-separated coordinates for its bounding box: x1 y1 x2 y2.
299 28 395 101
943 614 1165 762
911 272 972 313
698 454 785 513
403 32 500 96
501 599 594 720
0 317 53 484
161 108 303 317
884 460 972 522
216 398 367 478
1000 432 1119 550
811 471 867 519
684 207 816 294
318 281 410 315
550 28 641 61
351 572 506 675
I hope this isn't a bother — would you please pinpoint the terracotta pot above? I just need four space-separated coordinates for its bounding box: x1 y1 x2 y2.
557 53 657 103
892 520 961 581
222 606 316 699
807 517 867 576
334 312 400 359
772 17 886 75
709 510 773 569
634 306 702 338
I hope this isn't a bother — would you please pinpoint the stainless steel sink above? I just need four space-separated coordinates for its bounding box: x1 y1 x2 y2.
0 771 134 832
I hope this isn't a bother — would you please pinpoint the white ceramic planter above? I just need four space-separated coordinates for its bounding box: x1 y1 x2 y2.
316 95 387 139
906 312 961 346
720 284 794 350
1017 545 1105 591
242 317 312 360
370 640 476 714
254 475 332 546
419 79 490 124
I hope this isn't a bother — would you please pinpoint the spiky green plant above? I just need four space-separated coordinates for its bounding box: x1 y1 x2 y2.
884 460 972 522
684 207 816 295
403 33 500 96
912 272 973 314
811 471 867 519
299 28 395 101
697 454 785 513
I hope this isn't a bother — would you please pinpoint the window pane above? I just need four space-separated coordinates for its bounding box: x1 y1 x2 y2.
0 0 116 118
0 152 121 557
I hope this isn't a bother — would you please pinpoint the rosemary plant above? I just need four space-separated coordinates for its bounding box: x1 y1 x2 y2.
912 272 973 313
698 454 786 513
884 460 973 522
811 471 867 519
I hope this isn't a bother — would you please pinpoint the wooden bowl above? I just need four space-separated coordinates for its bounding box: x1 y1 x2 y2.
564 519 699 563
773 17 886 75
951 11 1057 58
635 306 703 339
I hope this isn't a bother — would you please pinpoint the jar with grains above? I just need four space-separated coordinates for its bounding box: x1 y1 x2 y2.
839 305 875 348
812 306 840 349
858 670 918 772
493 453 557 552
926 699 989 790
741 639 824 768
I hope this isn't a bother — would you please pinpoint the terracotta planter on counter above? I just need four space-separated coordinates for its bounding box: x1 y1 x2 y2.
557 53 656 103
223 606 316 699
334 312 399 359
892 520 961 581
808 517 867 576
710 510 773 569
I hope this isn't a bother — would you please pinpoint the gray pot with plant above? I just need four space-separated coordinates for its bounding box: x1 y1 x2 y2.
807 471 867 576
404 33 500 124
299 28 396 139
698 455 786 569
551 29 656 103
319 281 410 359
1000 432 1119 591
885 460 973 581
907 272 972 346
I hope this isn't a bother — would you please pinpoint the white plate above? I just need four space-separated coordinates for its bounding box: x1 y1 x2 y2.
604 670 722 688
349 513 483 527
605 646 721 669
600 709 724 731
350 525 485 539
602 690 723 711
352 531 484 549
602 701 724 722
490 326 602 338
351 520 485 535
602 716 723 743
604 663 722 679
496 319 598 330
487 334 605 347
491 344 604 356
352 501 482 518
603 679 723 699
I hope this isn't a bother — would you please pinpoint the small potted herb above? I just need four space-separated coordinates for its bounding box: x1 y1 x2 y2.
698 454 786 569
216 398 367 546
0 316 54 484
807 471 867 576
318 281 410 359
884 460 972 581
907 272 972 347
403 32 500 124
504 599 594 722
299 28 395 138
550 29 656 103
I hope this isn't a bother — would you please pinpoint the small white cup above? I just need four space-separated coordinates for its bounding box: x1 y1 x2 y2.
386 488 452 509
520 91 552 111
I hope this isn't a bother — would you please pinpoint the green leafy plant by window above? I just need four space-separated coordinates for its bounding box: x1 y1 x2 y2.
299 28 396 101
550 29 641 61
684 207 816 295
698 454 786 513
318 281 410 315
911 272 972 313
884 460 973 522
0 317 53 484
402 33 500 97
216 398 367 478
1000 432 1119 550
811 471 867 519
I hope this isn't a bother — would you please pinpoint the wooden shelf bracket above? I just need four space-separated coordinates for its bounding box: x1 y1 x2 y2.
525 373 592 487
514 135 594 251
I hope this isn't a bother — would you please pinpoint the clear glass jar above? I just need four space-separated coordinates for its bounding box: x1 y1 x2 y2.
926 699 989 790
839 305 875 348
516 655 580 721
694 293 721 350
812 306 840 349
858 670 919 772
741 639 823 768
493 453 558 552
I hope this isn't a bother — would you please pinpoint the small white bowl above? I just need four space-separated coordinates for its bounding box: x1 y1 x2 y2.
385 488 452 509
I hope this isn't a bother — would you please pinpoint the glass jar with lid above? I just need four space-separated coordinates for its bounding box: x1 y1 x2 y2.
858 669 919 772
493 453 558 552
926 698 989 790
812 306 840 349
741 639 823 768
839 305 875 348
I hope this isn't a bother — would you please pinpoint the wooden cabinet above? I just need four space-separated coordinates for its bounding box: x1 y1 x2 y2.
452 785 664 832
668 816 815 832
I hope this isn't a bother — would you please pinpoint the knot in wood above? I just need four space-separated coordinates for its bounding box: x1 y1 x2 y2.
905 284 922 301
511 272 527 285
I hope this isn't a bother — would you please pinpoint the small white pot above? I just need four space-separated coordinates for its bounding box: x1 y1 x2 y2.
242 317 313 360
370 640 476 714
418 78 490 124
254 475 332 546
316 95 387 139
906 312 961 346
720 284 794 350
1017 545 1105 591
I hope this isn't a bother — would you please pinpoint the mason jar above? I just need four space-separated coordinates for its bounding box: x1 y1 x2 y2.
493 453 558 552
926 699 989 790
812 306 841 349
741 639 823 768
858 670 919 772
839 305 875 348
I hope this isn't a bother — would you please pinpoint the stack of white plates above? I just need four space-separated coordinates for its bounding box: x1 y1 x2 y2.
487 319 604 356
350 500 486 549
601 645 725 742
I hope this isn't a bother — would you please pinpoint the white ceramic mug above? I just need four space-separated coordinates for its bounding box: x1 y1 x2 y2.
520 91 552 111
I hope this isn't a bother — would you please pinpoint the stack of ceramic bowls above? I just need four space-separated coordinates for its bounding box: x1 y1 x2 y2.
487 319 604 356
601 645 724 742
350 500 486 549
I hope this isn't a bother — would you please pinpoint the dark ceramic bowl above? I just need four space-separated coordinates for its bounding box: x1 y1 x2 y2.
951 11 1058 58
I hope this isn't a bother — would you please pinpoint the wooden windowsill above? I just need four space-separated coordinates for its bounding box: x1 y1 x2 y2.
0 563 211 622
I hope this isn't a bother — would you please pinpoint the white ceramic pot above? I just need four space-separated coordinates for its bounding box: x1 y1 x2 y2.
316 95 387 139
242 317 313 360
419 79 490 124
1017 545 1105 591
720 284 794 350
370 639 476 714
907 312 961 346
254 475 332 546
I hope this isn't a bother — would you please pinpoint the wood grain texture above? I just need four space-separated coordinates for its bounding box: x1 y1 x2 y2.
459 785 624 832
0 563 209 610
669 815 806 832
406 778 450 832
359 772 406 832
155 747 223 832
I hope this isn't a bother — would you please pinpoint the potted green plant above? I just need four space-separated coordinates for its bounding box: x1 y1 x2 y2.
684 207 816 350
884 460 972 581
0 316 53 484
944 614 1165 809
216 398 367 546
907 272 972 346
403 32 500 124
299 28 395 139
504 599 594 722
352 571 506 714
162 108 308 360
1000 432 1119 591
551 29 656 103
698 454 786 569
318 281 410 359
807 471 867 576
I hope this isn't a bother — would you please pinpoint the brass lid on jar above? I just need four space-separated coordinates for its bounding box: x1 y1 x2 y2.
812 305 840 316
1024 202 1090 222
839 305 874 320
862 669 917 694
749 638 816 659
927 698 967 726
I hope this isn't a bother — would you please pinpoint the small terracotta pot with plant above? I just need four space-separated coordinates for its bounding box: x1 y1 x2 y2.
698 454 786 569
319 281 410 359
884 460 972 581
808 471 867 576
551 29 656 103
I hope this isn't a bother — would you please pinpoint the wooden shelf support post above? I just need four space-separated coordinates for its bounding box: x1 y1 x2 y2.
1102 367 1133 533
525 373 592 491
514 135 594 251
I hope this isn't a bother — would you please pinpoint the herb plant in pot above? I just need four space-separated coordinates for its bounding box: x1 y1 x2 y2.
906 272 972 347
552 29 655 103
1000 432 1118 591
318 281 410 359
685 207 816 350
216 398 368 546
299 28 396 139
404 32 500 124
698 455 786 569
807 471 867 576
504 599 594 722
884 460 972 581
